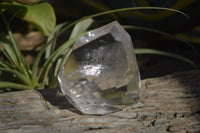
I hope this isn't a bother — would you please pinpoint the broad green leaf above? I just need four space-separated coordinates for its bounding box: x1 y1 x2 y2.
0 2 56 36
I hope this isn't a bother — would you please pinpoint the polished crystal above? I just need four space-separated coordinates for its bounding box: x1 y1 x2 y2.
58 21 141 115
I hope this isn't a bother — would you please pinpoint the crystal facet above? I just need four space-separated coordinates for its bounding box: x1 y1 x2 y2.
58 21 141 115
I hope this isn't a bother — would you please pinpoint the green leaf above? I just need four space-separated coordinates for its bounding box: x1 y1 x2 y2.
135 48 198 68
0 60 11 70
0 81 33 90
0 11 31 78
31 36 51 86
0 66 32 85
45 22 69 59
69 18 94 39
123 25 200 59
58 6 189 37
54 30 92 78
0 2 56 36
39 31 90 86
0 33 17 65
52 19 94 76
44 22 69 85
50 19 94 82
39 42 72 85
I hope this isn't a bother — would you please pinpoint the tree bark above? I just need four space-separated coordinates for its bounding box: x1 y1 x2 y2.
0 70 200 133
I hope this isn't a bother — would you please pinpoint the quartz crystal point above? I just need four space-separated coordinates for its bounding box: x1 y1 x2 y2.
58 21 141 115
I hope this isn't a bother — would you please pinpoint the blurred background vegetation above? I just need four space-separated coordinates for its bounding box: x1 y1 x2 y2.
0 0 200 92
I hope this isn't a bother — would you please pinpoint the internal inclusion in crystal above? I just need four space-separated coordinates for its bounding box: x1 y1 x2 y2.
58 21 141 115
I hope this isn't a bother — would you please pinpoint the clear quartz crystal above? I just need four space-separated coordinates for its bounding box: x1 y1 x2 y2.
58 21 141 115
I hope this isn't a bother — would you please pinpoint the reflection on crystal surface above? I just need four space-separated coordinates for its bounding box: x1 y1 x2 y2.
58 21 141 115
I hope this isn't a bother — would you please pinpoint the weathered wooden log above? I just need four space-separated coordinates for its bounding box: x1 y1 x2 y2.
0 70 200 133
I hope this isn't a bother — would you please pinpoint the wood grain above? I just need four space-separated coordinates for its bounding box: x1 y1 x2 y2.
0 70 200 133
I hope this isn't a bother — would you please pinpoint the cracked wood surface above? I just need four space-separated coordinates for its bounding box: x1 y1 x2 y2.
0 70 200 133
